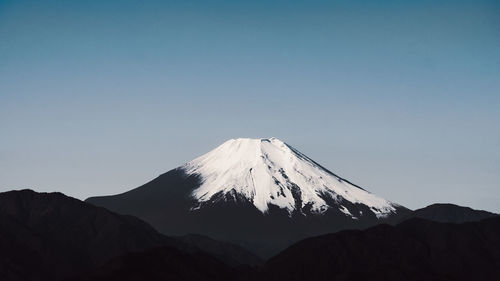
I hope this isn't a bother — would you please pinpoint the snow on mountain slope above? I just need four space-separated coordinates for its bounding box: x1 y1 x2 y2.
182 138 397 218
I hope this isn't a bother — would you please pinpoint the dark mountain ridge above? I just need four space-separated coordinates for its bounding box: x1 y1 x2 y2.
260 216 500 281
399 203 497 223
0 189 170 280
0 189 260 281
69 215 500 281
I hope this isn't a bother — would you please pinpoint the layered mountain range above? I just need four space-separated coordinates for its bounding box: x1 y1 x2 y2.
2 137 498 280
0 189 497 281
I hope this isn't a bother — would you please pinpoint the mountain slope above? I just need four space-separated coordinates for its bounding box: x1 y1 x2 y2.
175 234 262 266
184 138 398 217
87 138 410 257
261 217 500 281
0 189 171 280
0 211 66 281
69 246 245 281
0 190 258 280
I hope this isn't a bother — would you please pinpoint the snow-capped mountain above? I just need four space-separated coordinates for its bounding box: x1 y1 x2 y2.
87 138 409 258
184 138 396 218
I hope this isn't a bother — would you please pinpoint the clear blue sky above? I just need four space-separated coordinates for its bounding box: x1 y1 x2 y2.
1 0 499 212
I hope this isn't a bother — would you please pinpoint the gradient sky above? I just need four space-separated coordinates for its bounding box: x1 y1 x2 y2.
1 0 499 212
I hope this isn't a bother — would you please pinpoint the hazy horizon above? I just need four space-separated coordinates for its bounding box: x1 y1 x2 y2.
1 0 499 213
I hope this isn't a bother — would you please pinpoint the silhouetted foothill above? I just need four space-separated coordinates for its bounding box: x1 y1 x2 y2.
0 190 260 281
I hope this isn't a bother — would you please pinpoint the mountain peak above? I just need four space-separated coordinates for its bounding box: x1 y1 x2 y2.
224 137 282 145
182 138 397 218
